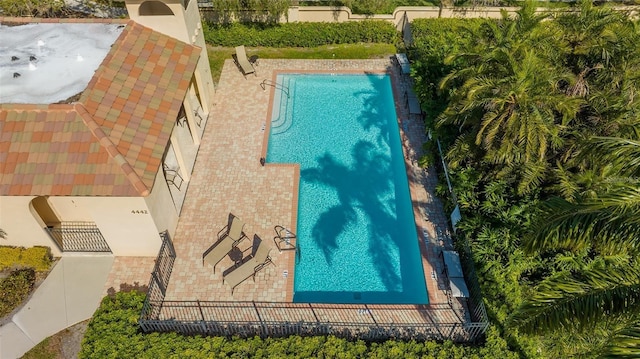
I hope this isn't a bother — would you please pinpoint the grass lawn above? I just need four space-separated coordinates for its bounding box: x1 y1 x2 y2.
207 43 398 84
21 320 89 359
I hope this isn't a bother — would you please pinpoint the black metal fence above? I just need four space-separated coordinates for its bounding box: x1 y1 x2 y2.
139 231 489 342
140 299 488 342
141 231 175 320
46 222 111 252
458 239 489 323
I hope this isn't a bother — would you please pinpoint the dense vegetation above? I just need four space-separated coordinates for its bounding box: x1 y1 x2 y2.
0 0 65 17
204 21 400 47
80 290 518 358
0 246 52 317
0 268 36 317
409 1 640 357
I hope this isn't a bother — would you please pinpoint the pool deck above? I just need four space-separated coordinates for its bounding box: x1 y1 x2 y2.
105 58 465 324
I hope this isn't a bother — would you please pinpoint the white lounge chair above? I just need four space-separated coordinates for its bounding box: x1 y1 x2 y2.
234 45 256 78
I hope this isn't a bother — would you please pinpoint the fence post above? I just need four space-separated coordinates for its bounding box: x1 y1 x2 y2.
197 300 205 321
365 304 378 326
253 301 266 336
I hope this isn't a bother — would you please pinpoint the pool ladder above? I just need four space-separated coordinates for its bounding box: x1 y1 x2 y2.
261 79 290 98
273 225 296 252
273 225 301 262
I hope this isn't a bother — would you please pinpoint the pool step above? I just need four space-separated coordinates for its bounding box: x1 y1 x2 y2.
270 76 297 135
270 76 294 133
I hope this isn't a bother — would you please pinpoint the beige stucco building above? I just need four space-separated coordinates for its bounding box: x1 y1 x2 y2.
0 0 214 257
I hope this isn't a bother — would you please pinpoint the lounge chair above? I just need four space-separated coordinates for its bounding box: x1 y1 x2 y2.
234 45 256 78
217 212 247 242
405 90 422 116
395 53 411 75
203 213 247 273
224 235 273 293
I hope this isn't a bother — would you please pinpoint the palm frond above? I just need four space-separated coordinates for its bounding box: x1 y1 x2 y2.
585 136 640 177
603 320 640 358
525 185 640 254
509 266 640 334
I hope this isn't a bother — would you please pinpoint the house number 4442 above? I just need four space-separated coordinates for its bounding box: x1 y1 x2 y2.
131 210 148 214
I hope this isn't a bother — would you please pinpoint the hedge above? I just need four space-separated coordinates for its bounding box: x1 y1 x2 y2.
80 291 518 358
0 268 36 317
0 246 52 272
203 21 399 47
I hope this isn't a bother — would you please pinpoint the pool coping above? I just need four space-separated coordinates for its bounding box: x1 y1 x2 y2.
259 68 437 305
130 58 479 334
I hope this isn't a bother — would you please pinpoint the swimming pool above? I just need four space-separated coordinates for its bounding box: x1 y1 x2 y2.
266 73 428 304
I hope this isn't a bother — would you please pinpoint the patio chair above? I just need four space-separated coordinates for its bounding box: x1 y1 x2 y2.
163 163 184 190
217 212 248 242
223 234 273 293
233 45 256 78
203 213 247 273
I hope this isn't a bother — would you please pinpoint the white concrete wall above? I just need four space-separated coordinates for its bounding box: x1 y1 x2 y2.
201 5 640 26
125 0 191 41
145 165 180 238
0 195 165 257
50 196 162 256
0 196 63 257
185 0 216 113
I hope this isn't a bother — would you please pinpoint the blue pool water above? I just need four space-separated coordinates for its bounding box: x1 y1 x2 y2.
266 73 428 304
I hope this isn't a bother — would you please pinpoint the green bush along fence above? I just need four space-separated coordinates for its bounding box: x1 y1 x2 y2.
203 21 400 47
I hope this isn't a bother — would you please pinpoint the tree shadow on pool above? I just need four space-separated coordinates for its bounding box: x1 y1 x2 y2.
302 140 407 292
353 74 394 150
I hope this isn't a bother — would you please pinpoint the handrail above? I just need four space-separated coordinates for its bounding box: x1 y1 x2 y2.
261 79 290 98
273 225 296 252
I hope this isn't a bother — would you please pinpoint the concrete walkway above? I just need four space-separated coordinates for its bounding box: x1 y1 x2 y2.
0 255 114 359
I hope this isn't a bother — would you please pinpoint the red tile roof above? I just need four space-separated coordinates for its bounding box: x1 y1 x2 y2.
0 20 201 196
0 104 139 196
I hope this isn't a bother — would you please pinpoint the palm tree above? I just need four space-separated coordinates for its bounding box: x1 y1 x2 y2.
555 0 640 139
437 6 584 192
510 137 640 356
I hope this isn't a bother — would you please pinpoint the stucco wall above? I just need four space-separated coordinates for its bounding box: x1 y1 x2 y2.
125 0 191 41
145 166 180 239
0 196 63 257
0 195 165 257
52 196 163 256
199 5 512 28
201 5 640 26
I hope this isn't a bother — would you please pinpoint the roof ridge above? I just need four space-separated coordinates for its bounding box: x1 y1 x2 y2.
74 103 150 196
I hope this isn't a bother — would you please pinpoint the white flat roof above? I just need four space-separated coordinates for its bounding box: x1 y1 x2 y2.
0 23 124 104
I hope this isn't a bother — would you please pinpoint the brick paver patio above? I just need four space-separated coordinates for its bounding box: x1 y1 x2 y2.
106 57 467 325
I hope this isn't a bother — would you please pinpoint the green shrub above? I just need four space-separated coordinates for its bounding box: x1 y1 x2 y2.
408 18 488 128
80 291 518 358
0 268 36 317
0 246 52 272
203 21 399 47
